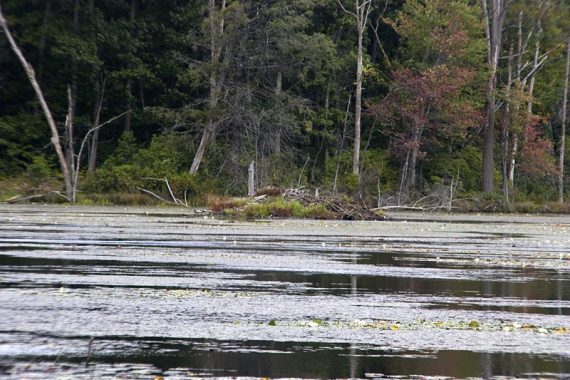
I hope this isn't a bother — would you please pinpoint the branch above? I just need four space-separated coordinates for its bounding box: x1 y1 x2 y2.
480 0 492 63
369 15 393 70
73 110 131 187
164 176 179 204
137 188 172 204
336 0 357 18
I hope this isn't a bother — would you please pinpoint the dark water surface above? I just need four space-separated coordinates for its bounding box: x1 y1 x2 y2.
0 205 569 379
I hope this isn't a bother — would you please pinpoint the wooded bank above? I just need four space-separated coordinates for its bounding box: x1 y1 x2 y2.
0 0 569 210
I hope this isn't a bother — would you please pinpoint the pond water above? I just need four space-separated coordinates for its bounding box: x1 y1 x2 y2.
0 204 569 378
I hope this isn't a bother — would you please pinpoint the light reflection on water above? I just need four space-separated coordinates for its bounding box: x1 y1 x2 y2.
0 205 569 378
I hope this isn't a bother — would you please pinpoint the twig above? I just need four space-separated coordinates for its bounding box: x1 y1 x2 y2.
297 154 310 186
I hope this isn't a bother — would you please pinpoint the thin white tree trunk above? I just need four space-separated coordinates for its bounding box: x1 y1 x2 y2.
0 4 73 199
337 0 373 181
353 11 364 178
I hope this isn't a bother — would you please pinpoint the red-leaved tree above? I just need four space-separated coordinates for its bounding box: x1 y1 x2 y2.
369 64 481 198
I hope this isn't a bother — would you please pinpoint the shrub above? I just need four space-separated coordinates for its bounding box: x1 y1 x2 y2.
24 155 53 191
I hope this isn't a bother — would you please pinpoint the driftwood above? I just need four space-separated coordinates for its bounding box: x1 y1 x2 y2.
138 177 190 207
6 191 69 204
283 188 387 221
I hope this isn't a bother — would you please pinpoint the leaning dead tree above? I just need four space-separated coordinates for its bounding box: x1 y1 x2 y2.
1 3 128 202
0 3 73 200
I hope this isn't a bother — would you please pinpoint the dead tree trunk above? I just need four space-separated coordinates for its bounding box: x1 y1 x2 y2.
65 0 80 197
505 12 524 202
273 70 283 154
481 0 511 193
0 4 73 199
338 0 373 181
124 0 136 132
190 0 227 174
36 0 51 87
88 79 104 173
559 38 570 204
501 45 514 204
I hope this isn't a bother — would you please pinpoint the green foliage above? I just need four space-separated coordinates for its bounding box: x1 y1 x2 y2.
323 149 397 196
221 197 336 219
0 0 568 207
102 131 139 167
0 114 49 176
24 155 52 190
427 146 482 193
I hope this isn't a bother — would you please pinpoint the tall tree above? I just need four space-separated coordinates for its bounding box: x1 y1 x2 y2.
481 0 512 192
559 38 570 203
376 0 484 199
189 0 228 174
337 0 374 180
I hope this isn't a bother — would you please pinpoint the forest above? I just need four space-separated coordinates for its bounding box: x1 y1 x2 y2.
0 0 569 212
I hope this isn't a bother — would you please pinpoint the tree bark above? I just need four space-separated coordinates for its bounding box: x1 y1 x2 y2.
354 11 363 179
338 0 372 181
248 161 255 196
124 0 136 132
37 0 51 85
481 0 510 193
65 0 80 191
88 79 103 173
501 45 513 203
190 0 227 174
559 38 569 204
87 0 100 173
273 70 283 154
0 4 73 199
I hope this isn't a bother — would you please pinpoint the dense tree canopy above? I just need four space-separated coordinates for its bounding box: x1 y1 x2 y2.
0 0 569 206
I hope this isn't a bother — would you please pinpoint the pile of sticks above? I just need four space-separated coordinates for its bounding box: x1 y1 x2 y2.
282 188 387 221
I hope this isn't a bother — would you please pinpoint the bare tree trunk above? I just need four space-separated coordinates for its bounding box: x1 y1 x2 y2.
274 70 282 154
190 0 227 174
481 0 510 193
527 40 540 114
333 93 352 194
248 161 255 196
37 0 51 86
338 0 373 181
559 38 570 204
87 0 100 174
501 45 513 203
403 126 422 194
353 12 364 178
0 4 73 199
88 79 103 173
124 0 136 132
398 150 410 205
65 0 80 192
64 86 77 202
